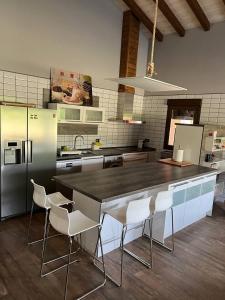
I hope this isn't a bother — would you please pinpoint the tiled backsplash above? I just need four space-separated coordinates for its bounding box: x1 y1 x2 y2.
0 70 143 150
2 69 225 154
142 94 225 155
0 70 49 108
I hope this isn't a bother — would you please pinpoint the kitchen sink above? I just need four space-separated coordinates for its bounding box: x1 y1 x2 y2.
81 150 94 154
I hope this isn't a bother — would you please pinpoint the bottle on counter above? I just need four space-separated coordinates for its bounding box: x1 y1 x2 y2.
91 139 102 150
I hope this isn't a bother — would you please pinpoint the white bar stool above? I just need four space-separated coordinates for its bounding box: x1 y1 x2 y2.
99 196 152 287
42 203 106 300
143 190 174 252
27 179 75 274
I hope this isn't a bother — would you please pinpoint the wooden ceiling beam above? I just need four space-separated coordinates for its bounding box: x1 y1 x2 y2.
186 0 210 31
119 11 140 94
123 0 163 41
153 0 185 37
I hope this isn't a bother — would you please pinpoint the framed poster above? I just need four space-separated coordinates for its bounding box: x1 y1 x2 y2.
50 68 93 106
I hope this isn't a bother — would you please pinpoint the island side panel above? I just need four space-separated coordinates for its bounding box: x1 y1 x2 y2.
73 190 101 255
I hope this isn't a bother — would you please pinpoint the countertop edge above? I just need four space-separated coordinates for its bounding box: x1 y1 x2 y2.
54 167 217 203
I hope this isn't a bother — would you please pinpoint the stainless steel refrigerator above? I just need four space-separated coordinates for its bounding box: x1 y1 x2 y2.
0 105 57 219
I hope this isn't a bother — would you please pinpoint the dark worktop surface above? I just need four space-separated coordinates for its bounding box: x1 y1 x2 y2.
57 146 156 161
54 162 216 203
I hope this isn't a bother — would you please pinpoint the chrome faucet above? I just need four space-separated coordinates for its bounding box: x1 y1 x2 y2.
73 135 84 150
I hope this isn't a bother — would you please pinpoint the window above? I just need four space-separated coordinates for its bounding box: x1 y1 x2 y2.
164 99 202 150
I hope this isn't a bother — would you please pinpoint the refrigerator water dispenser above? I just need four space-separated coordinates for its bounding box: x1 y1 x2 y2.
4 141 22 165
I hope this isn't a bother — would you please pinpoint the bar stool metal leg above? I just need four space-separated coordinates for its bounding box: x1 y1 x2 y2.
27 201 35 245
40 222 79 278
28 206 62 246
148 217 153 267
64 237 73 300
40 211 50 277
142 219 146 237
119 225 127 287
77 226 106 300
144 208 175 253
93 213 122 287
123 220 152 269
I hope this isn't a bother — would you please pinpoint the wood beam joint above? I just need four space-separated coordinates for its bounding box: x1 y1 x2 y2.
123 0 163 41
186 0 210 31
153 0 185 37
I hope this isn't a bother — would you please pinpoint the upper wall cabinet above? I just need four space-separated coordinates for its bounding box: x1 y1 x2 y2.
83 106 105 124
48 103 105 124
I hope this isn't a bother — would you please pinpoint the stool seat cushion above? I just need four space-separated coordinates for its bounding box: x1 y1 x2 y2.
68 210 99 236
106 196 152 226
46 192 73 209
107 206 128 225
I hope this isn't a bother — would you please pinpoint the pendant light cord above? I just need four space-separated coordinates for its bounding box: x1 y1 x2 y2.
147 0 158 77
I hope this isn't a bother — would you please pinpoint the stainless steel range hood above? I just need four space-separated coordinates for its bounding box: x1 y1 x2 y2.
108 93 144 124
108 76 187 93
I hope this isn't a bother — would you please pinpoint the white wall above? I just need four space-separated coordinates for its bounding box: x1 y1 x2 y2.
151 22 225 94
0 0 149 91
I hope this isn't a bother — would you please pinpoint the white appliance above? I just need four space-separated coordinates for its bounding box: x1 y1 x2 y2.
173 125 204 165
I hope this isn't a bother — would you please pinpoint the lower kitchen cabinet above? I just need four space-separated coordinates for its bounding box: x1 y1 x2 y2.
163 174 217 239
81 156 104 172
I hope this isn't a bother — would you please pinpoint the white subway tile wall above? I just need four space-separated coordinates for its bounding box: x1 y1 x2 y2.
3 70 225 153
0 70 49 107
142 94 225 154
0 70 143 149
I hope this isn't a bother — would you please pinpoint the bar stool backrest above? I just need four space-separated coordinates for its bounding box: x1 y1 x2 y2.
126 197 152 225
155 191 173 213
30 179 47 208
49 204 69 236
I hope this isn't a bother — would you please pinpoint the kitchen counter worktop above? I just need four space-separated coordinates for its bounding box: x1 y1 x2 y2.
56 146 156 161
54 162 216 203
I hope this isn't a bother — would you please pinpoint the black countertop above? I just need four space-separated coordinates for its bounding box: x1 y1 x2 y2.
57 146 156 161
54 162 216 203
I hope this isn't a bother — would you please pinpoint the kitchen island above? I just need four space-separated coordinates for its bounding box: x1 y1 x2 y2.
54 162 217 254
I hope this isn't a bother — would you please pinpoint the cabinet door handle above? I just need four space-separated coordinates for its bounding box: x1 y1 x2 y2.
66 163 73 167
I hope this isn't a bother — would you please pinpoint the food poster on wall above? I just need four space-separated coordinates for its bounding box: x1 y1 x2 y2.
50 68 93 106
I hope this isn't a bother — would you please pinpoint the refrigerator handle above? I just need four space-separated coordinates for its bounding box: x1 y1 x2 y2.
22 141 26 163
27 140 33 163
23 140 33 163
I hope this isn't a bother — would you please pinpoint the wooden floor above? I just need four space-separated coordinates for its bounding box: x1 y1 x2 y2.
1 207 225 300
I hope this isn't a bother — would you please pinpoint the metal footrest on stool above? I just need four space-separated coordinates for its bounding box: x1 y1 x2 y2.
143 234 174 252
77 255 106 300
28 233 63 246
93 258 121 287
123 247 152 268
41 248 81 277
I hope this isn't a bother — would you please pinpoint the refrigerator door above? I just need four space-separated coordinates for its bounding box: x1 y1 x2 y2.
0 106 27 218
173 125 204 165
27 108 57 210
